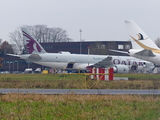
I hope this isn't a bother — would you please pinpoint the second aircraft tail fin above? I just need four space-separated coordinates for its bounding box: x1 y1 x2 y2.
125 20 159 50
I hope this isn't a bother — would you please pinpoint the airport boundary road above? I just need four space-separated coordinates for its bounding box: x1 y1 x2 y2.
0 89 160 95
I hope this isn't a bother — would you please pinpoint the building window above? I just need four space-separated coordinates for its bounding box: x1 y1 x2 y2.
118 45 124 49
96 44 105 49
96 45 100 49
101 45 105 49
125 45 130 49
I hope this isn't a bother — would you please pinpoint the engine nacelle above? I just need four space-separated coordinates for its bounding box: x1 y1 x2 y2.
136 66 144 71
113 65 129 73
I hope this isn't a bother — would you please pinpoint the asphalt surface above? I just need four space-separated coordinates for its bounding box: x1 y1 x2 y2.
0 89 160 95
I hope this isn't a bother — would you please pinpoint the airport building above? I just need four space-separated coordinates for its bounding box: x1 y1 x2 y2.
2 41 131 72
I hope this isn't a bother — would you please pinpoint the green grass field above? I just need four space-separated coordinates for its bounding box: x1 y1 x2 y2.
0 73 159 119
0 73 160 89
0 94 160 120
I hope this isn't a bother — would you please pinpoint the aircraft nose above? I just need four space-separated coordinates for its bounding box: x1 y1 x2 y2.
128 49 134 56
128 49 131 54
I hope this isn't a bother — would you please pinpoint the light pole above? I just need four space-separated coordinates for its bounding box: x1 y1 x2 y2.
27 61 30 68
15 61 19 72
13 61 14 72
79 29 82 54
8 62 10 72
88 46 90 66
8 61 12 73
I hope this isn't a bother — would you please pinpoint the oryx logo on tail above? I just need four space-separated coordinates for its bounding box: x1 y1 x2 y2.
21 28 46 54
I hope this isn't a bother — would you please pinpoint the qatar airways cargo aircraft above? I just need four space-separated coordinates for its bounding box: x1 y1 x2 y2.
8 28 154 73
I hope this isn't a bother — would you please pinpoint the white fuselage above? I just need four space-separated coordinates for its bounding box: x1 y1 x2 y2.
19 52 152 70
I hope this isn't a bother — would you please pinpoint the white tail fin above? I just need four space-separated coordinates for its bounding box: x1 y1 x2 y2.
21 28 46 54
125 20 159 50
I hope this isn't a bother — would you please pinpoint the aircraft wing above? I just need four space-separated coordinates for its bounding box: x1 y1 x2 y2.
135 49 155 57
90 56 113 68
7 53 42 61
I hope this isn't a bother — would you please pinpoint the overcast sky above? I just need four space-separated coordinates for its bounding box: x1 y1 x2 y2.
0 0 160 42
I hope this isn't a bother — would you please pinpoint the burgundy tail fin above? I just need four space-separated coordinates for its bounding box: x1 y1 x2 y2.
21 28 46 54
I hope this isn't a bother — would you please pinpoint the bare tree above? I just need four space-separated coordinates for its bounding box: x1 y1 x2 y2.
154 37 160 48
9 28 24 54
9 25 73 54
24 25 47 43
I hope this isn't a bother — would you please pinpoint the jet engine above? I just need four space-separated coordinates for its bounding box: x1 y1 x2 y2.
113 65 129 73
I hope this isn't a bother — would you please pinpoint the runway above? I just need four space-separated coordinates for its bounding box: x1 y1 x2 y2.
0 89 160 95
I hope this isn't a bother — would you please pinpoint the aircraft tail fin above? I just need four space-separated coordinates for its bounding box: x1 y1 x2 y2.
125 20 159 50
21 28 46 54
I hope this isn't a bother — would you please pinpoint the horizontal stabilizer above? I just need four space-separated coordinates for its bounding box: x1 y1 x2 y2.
135 49 155 57
28 54 42 60
6 54 20 57
109 49 129 54
90 56 113 68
